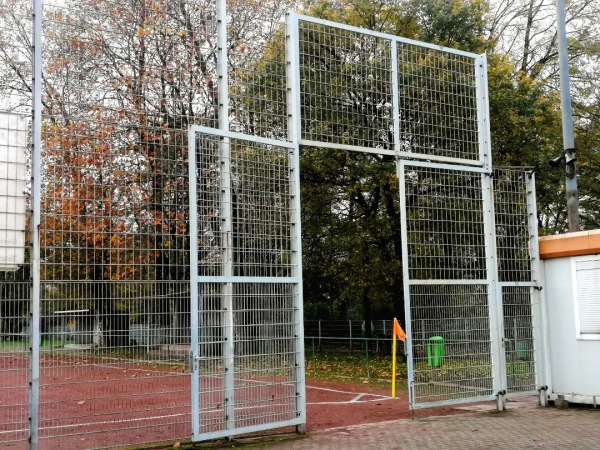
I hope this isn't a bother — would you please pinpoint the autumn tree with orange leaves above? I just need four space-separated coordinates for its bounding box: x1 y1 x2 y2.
0 0 295 345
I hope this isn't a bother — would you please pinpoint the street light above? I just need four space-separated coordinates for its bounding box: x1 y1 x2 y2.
554 0 580 232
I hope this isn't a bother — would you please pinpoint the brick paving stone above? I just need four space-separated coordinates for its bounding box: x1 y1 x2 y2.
261 399 600 450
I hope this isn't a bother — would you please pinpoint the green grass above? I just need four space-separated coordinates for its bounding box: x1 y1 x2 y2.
305 351 408 383
306 351 534 386
0 338 75 351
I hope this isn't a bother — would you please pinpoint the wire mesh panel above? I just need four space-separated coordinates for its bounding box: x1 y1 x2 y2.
493 168 541 395
400 161 499 409
502 285 536 392
194 283 298 435
230 141 293 278
232 283 298 427
36 282 192 448
0 282 31 448
297 19 394 152
0 113 30 448
409 284 493 403
190 127 304 441
494 169 533 283
295 15 483 165
32 0 226 447
0 1 33 446
403 166 487 281
396 44 480 163
227 0 295 140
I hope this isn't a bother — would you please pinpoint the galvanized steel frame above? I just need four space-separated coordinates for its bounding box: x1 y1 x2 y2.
286 11 308 435
188 125 305 441
292 13 487 168
399 160 505 410
12 3 549 449
30 0 42 447
188 1 306 442
495 171 547 401
289 14 527 413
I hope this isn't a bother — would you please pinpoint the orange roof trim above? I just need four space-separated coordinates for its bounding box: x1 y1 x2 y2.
539 230 600 259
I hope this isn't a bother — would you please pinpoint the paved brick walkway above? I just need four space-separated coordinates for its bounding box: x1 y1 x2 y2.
263 397 600 449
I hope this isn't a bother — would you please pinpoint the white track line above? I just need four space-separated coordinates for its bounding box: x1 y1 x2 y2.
306 385 393 399
0 412 190 435
305 384 397 405
0 392 398 436
307 397 397 406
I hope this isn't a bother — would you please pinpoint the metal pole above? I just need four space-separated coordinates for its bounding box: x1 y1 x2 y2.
318 319 321 351
188 126 200 439
286 12 307 433
398 161 415 410
527 173 548 405
312 337 316 376
349 320 352 351
365 339 370 379
216 0 235 436
29 1 42 448
556 0 579 232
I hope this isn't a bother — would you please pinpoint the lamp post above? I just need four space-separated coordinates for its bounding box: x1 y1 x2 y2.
555 0 580 232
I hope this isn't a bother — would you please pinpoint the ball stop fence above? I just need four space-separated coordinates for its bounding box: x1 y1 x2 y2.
0 1 545 449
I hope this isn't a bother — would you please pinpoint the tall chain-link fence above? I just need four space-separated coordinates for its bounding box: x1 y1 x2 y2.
0 1 545 448
1 0 302 448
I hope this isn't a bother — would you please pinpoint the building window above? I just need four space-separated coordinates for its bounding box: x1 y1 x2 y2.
574 257 600 340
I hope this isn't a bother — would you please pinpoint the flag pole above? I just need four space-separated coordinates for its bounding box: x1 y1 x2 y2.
392 325 397 397
391 317 406 398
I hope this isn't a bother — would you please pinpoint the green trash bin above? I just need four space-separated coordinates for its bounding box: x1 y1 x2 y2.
427 336 445 368
515 341 530 361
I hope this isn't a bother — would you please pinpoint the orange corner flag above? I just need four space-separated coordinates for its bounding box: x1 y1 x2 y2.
393 318 406 342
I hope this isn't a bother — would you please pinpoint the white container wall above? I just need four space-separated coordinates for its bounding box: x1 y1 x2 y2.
543 253 600 404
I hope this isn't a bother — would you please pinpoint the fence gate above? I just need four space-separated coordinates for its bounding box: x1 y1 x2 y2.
291 13 522 410
400 161 504 409
188 126 305 441
493 168 546 400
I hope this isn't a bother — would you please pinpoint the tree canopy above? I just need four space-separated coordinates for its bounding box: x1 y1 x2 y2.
296 0 600 323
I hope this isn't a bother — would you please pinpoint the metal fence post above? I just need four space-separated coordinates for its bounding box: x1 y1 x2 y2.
214 0 235 436
476 52 506 410
364 339 370 378
318 320 321 351
312 337 316 376
286 11 307 433
189 128 200 439
349 320 352 351
29 1 43 448
527 173 548 404
483 170 505 410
